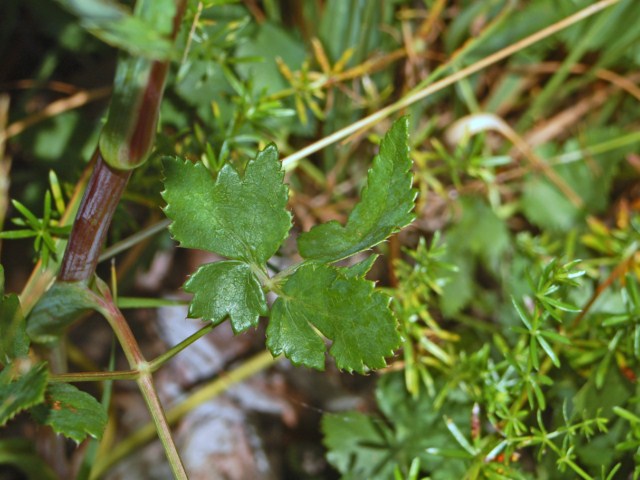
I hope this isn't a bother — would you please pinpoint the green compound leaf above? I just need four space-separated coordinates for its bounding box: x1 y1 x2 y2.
0 362 48 427
298 117 415 263
184 261 267 333
266 263 400 373
162 145 292 265
31 382 107 444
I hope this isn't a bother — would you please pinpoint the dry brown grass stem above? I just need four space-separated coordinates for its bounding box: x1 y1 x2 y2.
1 86 111 144
281 0 621 171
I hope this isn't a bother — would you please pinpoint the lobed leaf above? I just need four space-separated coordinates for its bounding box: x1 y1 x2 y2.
162 145 292 265
31 382 107 444
266 263 400 373
184 261 267 333
297 117 415 263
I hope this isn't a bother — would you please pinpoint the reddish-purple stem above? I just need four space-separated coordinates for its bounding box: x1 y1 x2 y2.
57 0 186 283
58 151 131 282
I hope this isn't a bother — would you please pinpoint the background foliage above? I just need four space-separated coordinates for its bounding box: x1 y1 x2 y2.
1 0 640 478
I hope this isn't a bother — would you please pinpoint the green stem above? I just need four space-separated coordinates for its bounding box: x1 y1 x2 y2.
49 323 215 381
98 219 171 264
137 371 187 480
91 350 278 479
148 323 214 372
97 289 187 479
49 370 138 383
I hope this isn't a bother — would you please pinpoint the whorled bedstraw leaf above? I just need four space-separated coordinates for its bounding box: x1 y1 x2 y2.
266 263 400 373
0 361 48 427
184 261 268 333
162 145 292 265
297 117 415 263
31 382 107 444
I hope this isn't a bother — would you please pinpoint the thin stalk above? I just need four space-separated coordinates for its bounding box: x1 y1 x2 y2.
280 0 619 171
50 323 215 382
97 293 187 480
91 350 277 479
148 323 214 372
49 370 139 383
137 372 187 480
98 218 171 263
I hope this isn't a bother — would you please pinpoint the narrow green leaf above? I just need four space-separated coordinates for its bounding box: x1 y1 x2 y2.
538 329 572 345
625 274 640 311
613 406 640 424
31 382 107 444
163 145 292 265
529 335 539 370
11 200 40 230
537 335 560 367
0 362 48 427
266 263 400 373
298 118 415 263
425 447 474 459
531 381 546 410
184 261 267 333
49 170 66 216
0 230 38 239
444 416 476 455
512 297 532 330
602 314 631 327
540 296 582 313
43 191 52 227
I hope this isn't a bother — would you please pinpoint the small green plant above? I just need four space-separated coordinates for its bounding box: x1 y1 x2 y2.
1 0 639 479
162 117 414 372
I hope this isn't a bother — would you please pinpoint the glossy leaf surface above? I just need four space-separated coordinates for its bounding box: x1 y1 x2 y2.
298 118 415 263
267 263 400 373
163 145 292 265
184 261 267 333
